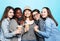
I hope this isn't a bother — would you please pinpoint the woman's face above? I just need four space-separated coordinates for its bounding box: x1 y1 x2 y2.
33 12 40 20
24 10 31 17
8 9 14 18
41 8 48 18
15 10 22 18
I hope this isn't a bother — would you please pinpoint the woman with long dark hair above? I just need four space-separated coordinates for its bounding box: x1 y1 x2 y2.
34 7 60 41
1 6 20 41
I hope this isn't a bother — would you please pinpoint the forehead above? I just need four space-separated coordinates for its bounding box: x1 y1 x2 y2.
25 10 31 12
16 10 21 12
33 11 38 13
9 9 13 12
33 12 38 14
33 12 38 15
42 8 47 11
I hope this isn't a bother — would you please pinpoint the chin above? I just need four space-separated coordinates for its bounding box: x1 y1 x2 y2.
10 17 13 18
42 16 46 18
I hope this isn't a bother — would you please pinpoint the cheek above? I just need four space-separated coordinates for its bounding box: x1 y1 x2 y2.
8 13 14 17
8 13 11 16
28 13 31 16
11 13 14 16
44 12 48 17
16 14 19 16
34 17 36 19
24 13 27 16
42 13 48 18
25 13 31 17
35 15 38 19
38 15 40 18
45 14 48 17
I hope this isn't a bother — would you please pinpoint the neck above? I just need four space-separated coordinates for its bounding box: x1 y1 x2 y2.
7 17 10 21
42 18 46 21
26 18 30 21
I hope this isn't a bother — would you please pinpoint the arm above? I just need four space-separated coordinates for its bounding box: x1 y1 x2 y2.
24 24 29 32
34 20 52 38
9 19 18 32
1 20 16 38
37 27 51 38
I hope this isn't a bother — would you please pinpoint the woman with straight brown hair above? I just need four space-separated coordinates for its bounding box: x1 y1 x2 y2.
34 7 60 41
21 9 37 41
1 6 20 41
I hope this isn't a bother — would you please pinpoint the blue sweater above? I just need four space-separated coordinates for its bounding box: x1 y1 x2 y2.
37 17 60 41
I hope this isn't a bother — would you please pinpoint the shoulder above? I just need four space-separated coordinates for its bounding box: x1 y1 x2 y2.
2 18 7 22
46 17 53 23
32 20 36 26
31 20 35 24
10 19 17 23
1 18 9 27
2 18 8 24
10 19 16 22
46 17 55 24
10 19 18 26
45 17 56 28
45 18 52 26
39 18 44 22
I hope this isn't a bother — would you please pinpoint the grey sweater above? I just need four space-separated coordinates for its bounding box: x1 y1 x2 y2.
22 23 37 41
34 18 45 41
35 18 45 37
9 19 19 41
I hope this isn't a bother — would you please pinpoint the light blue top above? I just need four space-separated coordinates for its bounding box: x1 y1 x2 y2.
37 17 60 41
1 18 16 41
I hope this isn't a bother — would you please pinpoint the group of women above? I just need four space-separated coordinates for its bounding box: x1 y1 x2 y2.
0 6 60 41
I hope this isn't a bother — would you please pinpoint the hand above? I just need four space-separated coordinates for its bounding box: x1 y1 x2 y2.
15 25 23 34
20 20 24 25
24 24 29 32
17 25 22 31
15 29 21 34
34 25 39 32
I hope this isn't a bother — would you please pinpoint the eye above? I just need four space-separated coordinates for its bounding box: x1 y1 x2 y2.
10 12 12 13
41 11 43 14
44 11 46 13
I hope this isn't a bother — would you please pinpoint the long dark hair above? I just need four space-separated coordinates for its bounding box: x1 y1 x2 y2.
1 6 14 22
42 7 58 26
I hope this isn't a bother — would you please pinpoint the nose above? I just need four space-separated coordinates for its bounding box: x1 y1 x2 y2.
12 13 14 16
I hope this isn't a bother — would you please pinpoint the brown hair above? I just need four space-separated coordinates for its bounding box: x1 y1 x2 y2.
43 7 58 26
23 9 33 21
1 6 14 21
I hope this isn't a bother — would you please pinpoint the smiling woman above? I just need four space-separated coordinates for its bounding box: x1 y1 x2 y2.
0 6 21 41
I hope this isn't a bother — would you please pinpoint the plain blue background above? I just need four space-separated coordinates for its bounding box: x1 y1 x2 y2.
0 0 60 30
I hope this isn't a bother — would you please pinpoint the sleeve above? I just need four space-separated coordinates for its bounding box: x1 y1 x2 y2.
1 20 16 38
51 19 57 28
37 19 52 38
35 31 44 37
9 19 18 32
